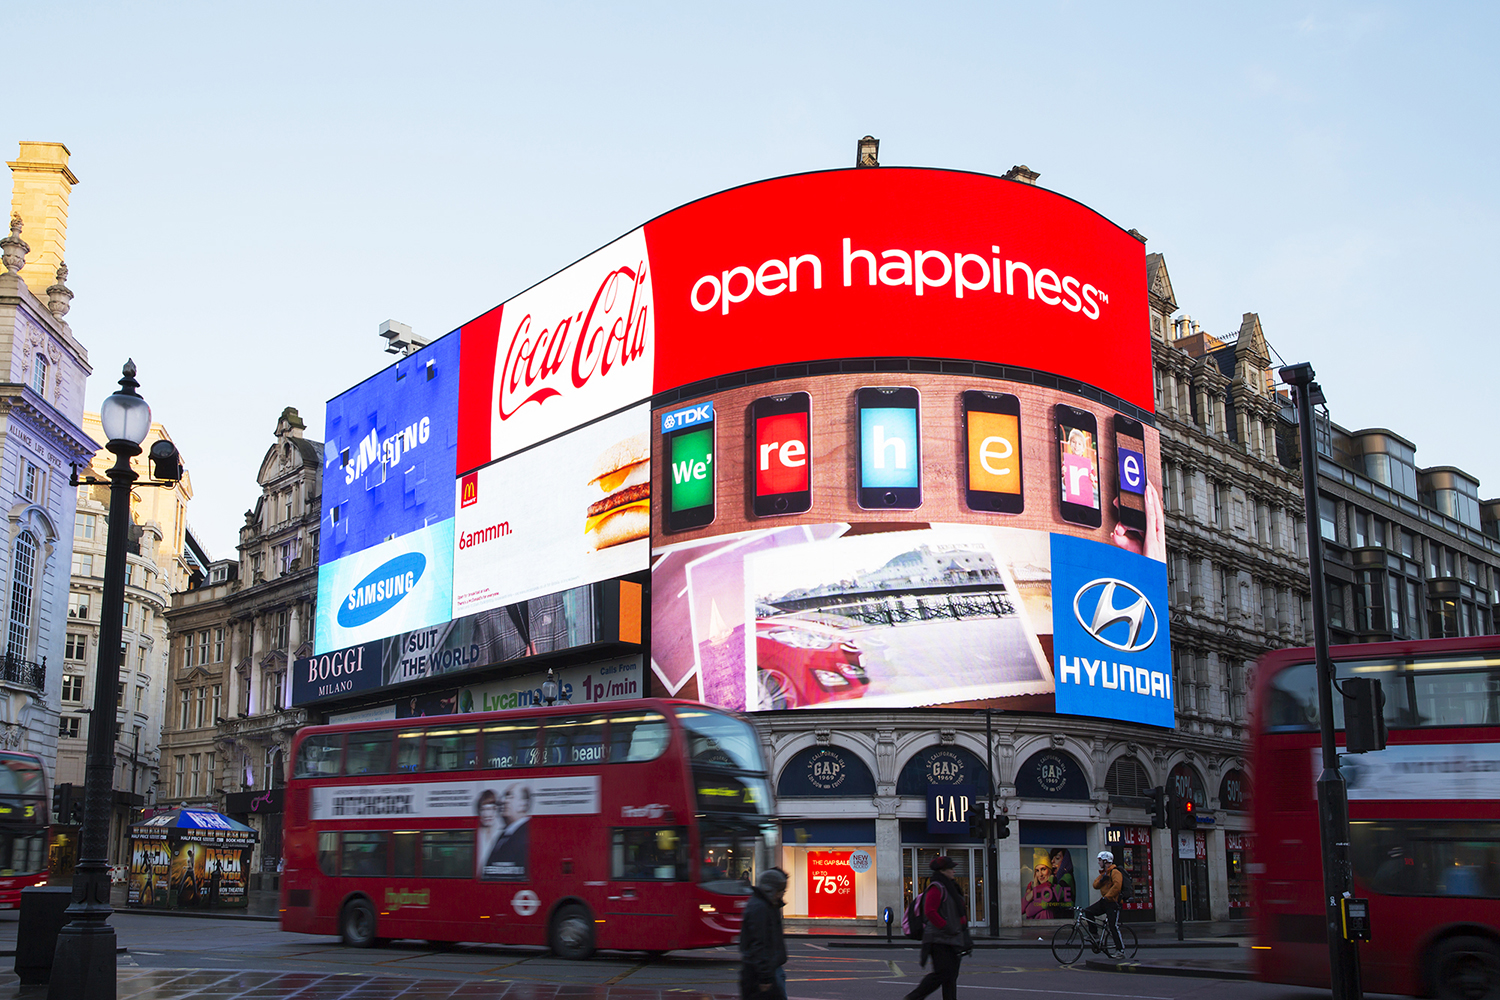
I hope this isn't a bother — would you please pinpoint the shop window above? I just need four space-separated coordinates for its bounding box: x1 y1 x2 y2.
1219 769 1252 811
1168 761 1207 808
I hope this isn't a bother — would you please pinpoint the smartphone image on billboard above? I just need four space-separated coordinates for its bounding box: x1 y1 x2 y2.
663 403 715 532
1113 413 1148 534
1055 403 1101 528
751 392 812 517
857 386 922 510
962 390 1024 514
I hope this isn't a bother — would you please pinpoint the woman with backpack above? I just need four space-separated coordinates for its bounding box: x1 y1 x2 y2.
903 855 973 1000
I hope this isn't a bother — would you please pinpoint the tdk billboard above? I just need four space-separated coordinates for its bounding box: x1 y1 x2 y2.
1049 534 1173 728
317 335 460 652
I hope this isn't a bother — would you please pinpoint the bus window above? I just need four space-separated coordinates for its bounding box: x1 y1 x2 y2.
317 832 338 876
345 732 395 776
420 831 474 878
424 727 479 771
482 720 539 769
543 716 608 766
295 734 344 778
610 712 669 762
1352 820 1500 897
673 707 765 771
392 832 418 876
394 731 423 773
340 832 389 877
612 827 687 880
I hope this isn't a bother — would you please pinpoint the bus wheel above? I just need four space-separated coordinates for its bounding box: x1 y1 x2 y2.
340 897 378 948
550 904 596 960
1433 936 1500 1000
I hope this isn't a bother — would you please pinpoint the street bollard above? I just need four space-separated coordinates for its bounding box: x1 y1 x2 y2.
884 906 893 944
14 885 75 984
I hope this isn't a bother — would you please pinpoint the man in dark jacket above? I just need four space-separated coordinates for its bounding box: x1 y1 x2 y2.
739 868 789 999
905 855 971 1000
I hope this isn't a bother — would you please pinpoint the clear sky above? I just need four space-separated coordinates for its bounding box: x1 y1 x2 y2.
7 2 1497 556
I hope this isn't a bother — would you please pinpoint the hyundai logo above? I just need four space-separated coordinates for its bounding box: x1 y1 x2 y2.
1072 578 1158 652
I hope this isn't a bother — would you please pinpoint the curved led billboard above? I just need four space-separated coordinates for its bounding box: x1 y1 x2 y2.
316 167 1172 728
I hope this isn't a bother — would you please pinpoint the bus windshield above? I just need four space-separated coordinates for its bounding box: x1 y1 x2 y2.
672 706 765 772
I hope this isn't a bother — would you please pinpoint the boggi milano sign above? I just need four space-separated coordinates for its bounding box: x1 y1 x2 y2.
312 167 1172 729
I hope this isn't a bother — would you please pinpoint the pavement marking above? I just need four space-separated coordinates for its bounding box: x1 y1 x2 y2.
604 960 649 984
877 982 1173 999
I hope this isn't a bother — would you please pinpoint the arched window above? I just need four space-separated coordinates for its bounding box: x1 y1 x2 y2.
1168 762 1207 808
30 355 46 396
1104 756 1152 799
895 745 989 796
778 746 876 797
1015 750 1090 800
7 532 37 657
267 747 285 789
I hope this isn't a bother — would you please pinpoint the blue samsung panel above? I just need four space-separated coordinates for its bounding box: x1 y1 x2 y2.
315 520 455 653
321 334 460 564
1049 534 1174 729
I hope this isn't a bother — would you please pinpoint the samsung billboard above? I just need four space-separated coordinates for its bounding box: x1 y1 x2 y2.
313 167 1171 728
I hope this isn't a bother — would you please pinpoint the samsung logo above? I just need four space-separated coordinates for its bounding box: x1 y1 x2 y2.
338 552 426 628
1072 578 1157 653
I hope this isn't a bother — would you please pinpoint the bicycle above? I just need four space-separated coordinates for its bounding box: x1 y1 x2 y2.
1051 909 1138 964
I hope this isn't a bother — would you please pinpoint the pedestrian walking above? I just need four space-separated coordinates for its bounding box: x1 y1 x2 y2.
739 868 789 1000
904 855 972 1000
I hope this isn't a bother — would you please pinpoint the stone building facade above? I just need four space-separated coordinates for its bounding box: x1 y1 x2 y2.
160 407 321 882
0 143 97 772
57 415 195 859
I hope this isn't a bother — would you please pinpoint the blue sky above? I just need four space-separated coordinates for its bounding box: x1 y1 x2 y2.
7 2 1497 554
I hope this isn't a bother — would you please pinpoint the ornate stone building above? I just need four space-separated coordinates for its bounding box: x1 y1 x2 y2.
57 416 195 859
160 406 321 883
1 142 97 771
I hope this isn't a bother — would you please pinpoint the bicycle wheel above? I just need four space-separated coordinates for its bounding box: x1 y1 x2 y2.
1119 925 1138 959
1052 923 1085 965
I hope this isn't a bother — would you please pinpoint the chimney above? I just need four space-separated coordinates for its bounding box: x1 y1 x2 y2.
1003 165 1039 185
856 136 880 168
6 142 77 300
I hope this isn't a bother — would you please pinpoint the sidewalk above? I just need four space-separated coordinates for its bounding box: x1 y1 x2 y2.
0 968 733 999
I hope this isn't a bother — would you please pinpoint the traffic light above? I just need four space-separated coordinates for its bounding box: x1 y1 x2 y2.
52 784 66 823
1178 797 1198 830
1343 677 1388 754
968 802 987 839
1147 786 1168 829
993 813 1010 840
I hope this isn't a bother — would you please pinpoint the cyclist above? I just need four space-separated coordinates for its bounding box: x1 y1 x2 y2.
1083 851 1124 954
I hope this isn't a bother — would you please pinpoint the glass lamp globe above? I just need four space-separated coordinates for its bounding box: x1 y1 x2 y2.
100 363 152 445
541 671 559 705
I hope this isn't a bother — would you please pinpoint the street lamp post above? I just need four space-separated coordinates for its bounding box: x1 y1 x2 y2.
1280 362 1362 1000
50 362 167 1000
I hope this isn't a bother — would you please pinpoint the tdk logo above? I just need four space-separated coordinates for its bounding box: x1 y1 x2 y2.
661 401 713 434
339 552 426 628
1072 579 1157 653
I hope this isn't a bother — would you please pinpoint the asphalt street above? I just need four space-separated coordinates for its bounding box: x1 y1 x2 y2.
0 910 1366 1000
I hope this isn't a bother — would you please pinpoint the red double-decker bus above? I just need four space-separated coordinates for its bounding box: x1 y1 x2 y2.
281 699 775 958
0 750 51 909
1251 636 1500 999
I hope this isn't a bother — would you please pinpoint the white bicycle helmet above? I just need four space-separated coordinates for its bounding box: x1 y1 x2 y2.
1097 851 1114 864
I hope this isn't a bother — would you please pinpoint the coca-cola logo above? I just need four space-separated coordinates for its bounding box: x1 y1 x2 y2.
497 262 651 422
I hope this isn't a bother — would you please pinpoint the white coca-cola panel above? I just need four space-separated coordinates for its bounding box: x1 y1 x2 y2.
457 228 654 472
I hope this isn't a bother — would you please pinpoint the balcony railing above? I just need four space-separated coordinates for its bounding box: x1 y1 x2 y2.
0 652 45 692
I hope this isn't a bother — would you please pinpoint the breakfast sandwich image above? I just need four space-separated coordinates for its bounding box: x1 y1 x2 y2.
587 433 650 551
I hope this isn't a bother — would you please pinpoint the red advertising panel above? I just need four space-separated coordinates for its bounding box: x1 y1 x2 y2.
644 168 1150 411
806 850 856 918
